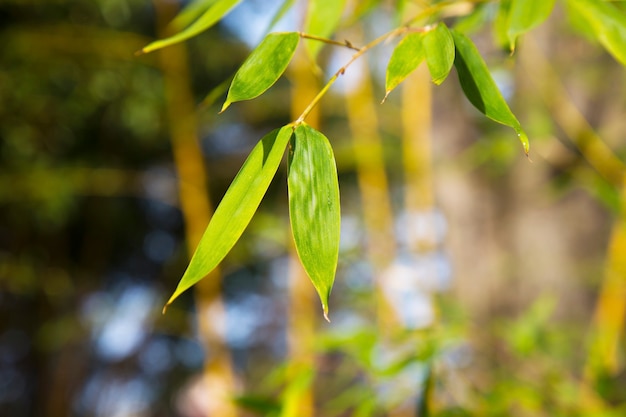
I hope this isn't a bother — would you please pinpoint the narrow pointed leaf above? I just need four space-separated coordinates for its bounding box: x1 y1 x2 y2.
169 0 220 32
288 124 340 320
451 29 529 155
422 23 455 85
221 32 299 112
304 0 347 59
140 0 242 54
507 0 556 51
164 126 293 310
384 33 424 100
566 0 626 67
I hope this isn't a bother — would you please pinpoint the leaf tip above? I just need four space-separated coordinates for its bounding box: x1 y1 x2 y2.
322 304 330 323
134 48 146 57
162 304 169 315
381 91 391 104
219 101 231 114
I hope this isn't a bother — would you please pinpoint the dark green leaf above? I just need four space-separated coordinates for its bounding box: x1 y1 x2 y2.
422 23 455 85
507 0 556 51
288 124 340 320
164 126 293 310
451 29 529 155
221 32 299 112
384 33 425 101
304 0 347 59
566 0 626 66
140 0 242 54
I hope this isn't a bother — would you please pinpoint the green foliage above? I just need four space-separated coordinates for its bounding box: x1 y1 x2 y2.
451 29 530 155
288 124 341 320
221 32 299 112
164 126 292 310
422 23 455 85
140 0 242 53
506 0 556 51
384 32 425 100
303 0 347 59
566 0 626 66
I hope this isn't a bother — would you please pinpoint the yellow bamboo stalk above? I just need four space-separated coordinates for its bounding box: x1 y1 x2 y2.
519 32 625 414
584 174 626 380
399 60 436 417
282 43 320 417
521 34 625 186
152 1 237 416
344 39 398 331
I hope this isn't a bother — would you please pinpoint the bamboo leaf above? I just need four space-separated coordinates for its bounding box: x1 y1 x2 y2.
423 23 455 85
288 124 340 321
451 29 529 155
169 0 220 32
140 0 242 54
164 126 293 311
221 32 299 112
304 0 347 59
384 33 425 101
566 0 626 67
507 0 556 51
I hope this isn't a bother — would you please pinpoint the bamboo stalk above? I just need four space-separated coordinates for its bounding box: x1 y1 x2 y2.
152 1 237 416
283 43 320 417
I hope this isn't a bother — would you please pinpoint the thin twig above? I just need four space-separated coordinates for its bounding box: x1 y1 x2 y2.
298 32 361 51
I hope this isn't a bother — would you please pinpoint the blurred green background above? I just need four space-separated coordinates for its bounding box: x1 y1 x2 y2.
1 1 625 416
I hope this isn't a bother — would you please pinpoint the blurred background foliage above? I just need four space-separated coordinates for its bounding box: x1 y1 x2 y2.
1 0 625 416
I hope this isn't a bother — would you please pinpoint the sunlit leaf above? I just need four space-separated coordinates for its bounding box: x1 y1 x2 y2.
169 0 220 32
507 0 556 51
451 29 529 155
140 0 242 54
566 0 626 67
288 124 340 321
221 32 299 112
384 33 424 101
164 126 293 311
422 23 455 85
304 0 347 59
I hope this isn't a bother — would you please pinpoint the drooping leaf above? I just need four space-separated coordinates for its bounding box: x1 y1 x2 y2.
288 124 340 321
566 0 626 67
304 0 347 59
384 33 425 101
140 0 242 54
507 0 556 51
451 29 529 155
169 0 220 32
422 22 455 85
164 126 293 311
221 32 299 112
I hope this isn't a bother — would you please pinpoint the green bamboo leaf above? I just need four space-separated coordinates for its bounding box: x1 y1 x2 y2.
566 0 626 67
140 0 242 54
288 124 340 321
164 126 293 311
507 0 556 51
304 0 347 59
384 33 425 101
169 0 220 32
451 29 529 155
221 32 299 112
422 23 455 85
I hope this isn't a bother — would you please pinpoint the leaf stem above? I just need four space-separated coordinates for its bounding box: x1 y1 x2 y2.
295 27 408 125
298 32 360 51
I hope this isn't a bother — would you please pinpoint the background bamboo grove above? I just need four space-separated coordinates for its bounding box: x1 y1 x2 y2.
1 0 626 416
